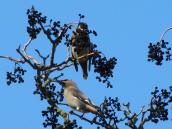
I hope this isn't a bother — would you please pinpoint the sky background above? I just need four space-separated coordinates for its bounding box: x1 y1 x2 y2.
0 0 172 129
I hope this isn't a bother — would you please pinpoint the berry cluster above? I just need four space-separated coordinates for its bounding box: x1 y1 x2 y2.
33 79 64 103
26 7 44 39
148 40 171 65
42 106 82 129
5 7 118 129
6 64 26 85
148 86 172 123
27 6 70 41
96 97 120 129
93 55 117 88
42 106 60 128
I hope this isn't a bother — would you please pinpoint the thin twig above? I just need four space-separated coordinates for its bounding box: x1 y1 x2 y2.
46 57 72 73
54 23 73 45
57 103 69 106
35 49 49 65
160 27 172 41
136 106 145 118
50 24 72 66
71 111 117 129
39 21 55 44
58 64 73 70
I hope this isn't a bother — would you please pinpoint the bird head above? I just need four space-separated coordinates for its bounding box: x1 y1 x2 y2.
59 79 76 88
77 22 88 31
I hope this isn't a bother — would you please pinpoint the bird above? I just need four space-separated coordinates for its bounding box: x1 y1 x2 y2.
60 79 101 116
71 22 93 80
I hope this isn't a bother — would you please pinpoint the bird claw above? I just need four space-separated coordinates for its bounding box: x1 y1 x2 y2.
80 113 85 119
69 110 74 114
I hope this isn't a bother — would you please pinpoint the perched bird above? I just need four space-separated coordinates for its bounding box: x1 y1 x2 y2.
60 79 101 115
71 22 92 80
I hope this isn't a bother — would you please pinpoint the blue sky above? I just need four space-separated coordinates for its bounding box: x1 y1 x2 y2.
0 1 172 129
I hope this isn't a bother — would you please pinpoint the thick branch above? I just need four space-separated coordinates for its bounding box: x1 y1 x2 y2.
35 73 68 122
16 46 36 69
22 38 41 65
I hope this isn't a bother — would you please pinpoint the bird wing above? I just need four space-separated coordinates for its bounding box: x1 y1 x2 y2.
71 46 79 72
72 89 96 107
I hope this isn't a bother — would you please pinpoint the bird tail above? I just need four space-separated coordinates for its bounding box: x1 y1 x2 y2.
80 61 88 80
85 104 104 117
85 104 98 114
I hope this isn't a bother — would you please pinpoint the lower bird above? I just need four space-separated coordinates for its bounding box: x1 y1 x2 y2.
59 79 102 116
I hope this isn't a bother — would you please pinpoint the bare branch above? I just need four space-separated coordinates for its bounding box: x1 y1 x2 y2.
39 22 55 44
35 49 49 65
22 38 32 56
135 106 145 118
138 109 149 129
0 56 25 63
49 23 73 66
45 57 72 73
16 46 36 69
77 51 101 60
21 38 41 65
58 64 73 70
57 103 69 106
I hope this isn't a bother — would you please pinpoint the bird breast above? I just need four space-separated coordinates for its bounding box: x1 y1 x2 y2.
64 87 88 113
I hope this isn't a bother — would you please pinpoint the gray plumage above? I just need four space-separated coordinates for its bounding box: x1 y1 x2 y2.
61 79 99 115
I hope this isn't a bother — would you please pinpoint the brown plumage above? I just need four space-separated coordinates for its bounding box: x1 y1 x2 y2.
71 22 92 80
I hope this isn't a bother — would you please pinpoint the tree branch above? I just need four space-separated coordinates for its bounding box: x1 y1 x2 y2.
0 56 25 63
22 37 32 55
77 51 101 60
35 49 49 65
70 111 118 129
54 24 72 45
50 43 57 66
22 38 41 65
16 46 36 69
160 27 172 41
35 72 69 122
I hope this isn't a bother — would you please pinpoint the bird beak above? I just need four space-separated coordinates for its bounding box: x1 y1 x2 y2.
56 80 65 86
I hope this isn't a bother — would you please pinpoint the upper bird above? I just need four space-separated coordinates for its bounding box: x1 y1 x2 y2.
71 22 93 80
60 79 101 115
